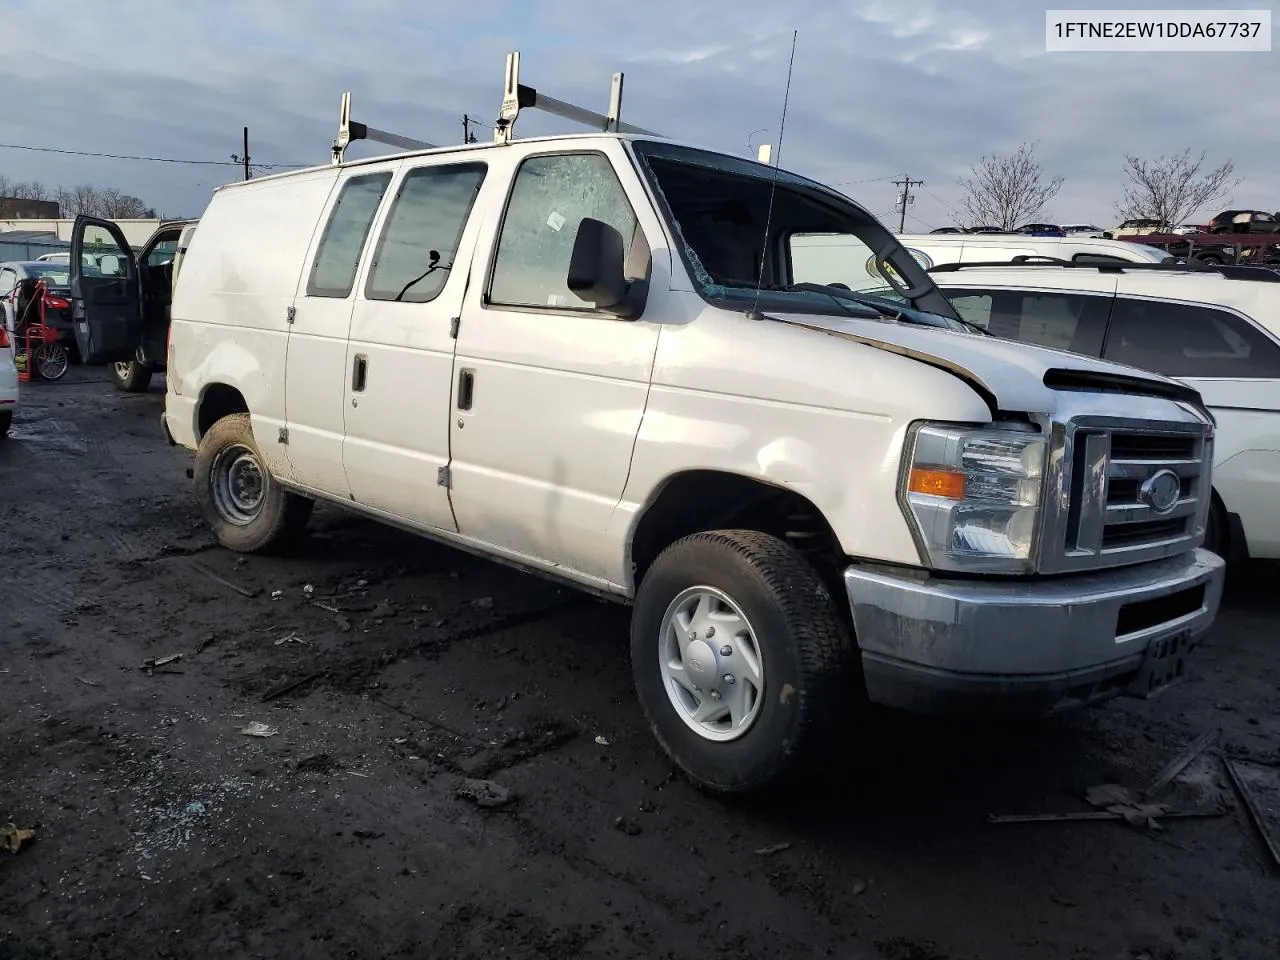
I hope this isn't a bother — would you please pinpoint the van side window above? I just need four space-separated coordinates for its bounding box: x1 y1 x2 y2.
1103 298 1280 378
937 287 1111 355
488 153 637 310
307 172 392 299
365 163 487 304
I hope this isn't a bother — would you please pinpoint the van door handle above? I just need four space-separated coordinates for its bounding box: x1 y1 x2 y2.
457 368 475 410
352 354 368 392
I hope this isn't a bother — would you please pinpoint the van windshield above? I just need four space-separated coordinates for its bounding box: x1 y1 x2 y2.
629 140 963 328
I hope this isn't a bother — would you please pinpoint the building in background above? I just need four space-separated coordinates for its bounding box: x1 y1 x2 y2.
0 217 173 261
0 197 61 219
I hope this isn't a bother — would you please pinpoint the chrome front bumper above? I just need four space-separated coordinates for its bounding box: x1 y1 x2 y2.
843 548 1225 716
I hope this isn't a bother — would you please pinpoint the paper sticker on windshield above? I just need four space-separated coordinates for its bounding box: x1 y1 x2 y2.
865 247 931 282
546 211 567 231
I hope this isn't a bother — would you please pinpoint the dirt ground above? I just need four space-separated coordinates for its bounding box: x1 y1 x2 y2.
1 367 1278 960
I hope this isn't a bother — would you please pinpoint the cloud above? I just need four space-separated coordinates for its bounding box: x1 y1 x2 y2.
0 0 1274 227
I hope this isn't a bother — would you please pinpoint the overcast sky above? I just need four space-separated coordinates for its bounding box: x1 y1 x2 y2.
3 0 1275 229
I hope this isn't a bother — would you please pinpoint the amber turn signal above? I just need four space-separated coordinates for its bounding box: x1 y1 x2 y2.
908 467 966 500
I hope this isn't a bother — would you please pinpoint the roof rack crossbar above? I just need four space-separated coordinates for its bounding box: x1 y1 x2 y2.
493 51 661 144
331 92 438 165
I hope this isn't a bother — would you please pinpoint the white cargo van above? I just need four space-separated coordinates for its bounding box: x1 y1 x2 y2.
140 56 1226 794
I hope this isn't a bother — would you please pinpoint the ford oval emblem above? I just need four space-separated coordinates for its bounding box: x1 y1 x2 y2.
1139 469 1181 515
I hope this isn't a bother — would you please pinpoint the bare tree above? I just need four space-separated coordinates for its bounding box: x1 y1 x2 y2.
958 141 1064 230
12 180 51 201
1115 150 1240 229
98 188 156 218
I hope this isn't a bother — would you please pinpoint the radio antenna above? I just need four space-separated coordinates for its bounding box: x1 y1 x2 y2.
747 29 798 322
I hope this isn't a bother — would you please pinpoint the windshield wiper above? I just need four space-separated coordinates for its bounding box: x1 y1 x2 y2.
783 282 987 335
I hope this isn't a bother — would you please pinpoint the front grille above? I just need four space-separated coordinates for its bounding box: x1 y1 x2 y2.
1041 414 1210 573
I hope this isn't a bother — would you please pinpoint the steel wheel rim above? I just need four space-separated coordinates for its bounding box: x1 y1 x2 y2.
114 362 132 380
210 443 266 525
658 585 765 743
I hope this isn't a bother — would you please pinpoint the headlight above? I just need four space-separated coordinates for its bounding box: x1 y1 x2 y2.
900 421 1047 574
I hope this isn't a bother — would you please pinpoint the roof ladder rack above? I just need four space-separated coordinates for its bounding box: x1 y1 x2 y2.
493 50 662 144
331 91 438 165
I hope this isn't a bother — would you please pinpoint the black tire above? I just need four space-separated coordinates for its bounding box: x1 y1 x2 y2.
194 413 314 553
630 530 859 795
111 360 153 393
0 411 10 441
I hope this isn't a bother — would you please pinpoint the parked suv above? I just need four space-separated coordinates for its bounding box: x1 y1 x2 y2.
923 259 1280 564
67 217 197 392
141 81 1225 793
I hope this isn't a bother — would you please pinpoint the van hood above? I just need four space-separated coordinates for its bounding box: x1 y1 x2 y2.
764 310 1204 416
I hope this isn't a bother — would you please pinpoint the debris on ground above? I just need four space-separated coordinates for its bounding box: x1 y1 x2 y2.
75 676 100 687
1140 730 1219 800
456 778 514 809
303 584 315 597
594 735 610 746
613 816 642 836
754 842 792 856
140 653 183 675
472 597 494 610
990 733 1235 830
0 824 36 854
274 633 311 647
271 590 284 601
189 560 261 599
1223 757 1280 868
261 671 327 702
240 722 279 738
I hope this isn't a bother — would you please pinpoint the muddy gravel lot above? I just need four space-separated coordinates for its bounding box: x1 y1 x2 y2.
2 368 1278 960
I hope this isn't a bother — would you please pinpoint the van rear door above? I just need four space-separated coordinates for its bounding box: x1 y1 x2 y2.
69 215 143 363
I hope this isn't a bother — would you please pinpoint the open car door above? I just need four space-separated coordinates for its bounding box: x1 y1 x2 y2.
69 215 143 363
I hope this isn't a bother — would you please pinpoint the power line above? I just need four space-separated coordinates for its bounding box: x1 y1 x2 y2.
0 141 308 170
919 184 964 223
830 174 899 187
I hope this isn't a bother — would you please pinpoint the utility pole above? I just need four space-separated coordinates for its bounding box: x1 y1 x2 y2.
242 127 250 181
462 115 478 144
892 174 923 233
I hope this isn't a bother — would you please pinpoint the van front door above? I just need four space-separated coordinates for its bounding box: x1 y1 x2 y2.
447 149 664 585
69 216 143 363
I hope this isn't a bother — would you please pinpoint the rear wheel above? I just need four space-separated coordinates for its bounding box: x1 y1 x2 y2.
194 413 313 553
630 530 859 795
111 360 153 393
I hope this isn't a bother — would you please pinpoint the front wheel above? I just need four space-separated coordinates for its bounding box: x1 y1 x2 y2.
630 530 859 795
194 413 314 553
111 360 153 393
0 411 11 441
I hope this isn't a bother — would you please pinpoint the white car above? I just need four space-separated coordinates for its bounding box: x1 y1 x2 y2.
123 55 1227 793
921 260 1280 563
893 233 1172 270
800 234 1174 294
0 316 19 440
1061 224 1107 238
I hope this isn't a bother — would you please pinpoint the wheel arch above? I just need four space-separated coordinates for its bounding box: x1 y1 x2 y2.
627 469 850 607
196 381 249 441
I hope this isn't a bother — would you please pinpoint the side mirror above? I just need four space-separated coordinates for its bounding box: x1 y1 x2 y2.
567 217 647 318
